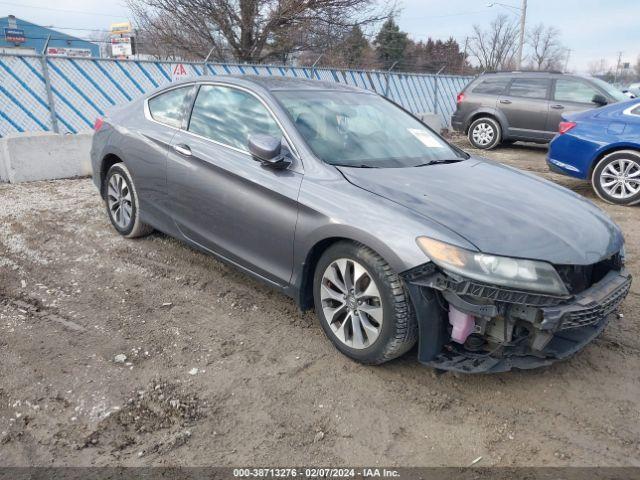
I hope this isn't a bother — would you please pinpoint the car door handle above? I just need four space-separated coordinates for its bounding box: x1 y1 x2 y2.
499 99 512 104
551 104 565 110
173 144 192 156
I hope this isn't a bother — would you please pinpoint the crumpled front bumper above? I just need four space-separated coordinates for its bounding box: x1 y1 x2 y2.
402 264 632 374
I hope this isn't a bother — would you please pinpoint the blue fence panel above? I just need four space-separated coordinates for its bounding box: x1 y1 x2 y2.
0 52 474 137
0 55 52 136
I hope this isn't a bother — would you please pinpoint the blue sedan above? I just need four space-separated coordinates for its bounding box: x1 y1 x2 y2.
547 99 640 205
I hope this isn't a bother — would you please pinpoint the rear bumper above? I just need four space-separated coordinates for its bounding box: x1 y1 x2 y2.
403 264 631 373
546 134 596 180
546 154 585 179
450 117 465 133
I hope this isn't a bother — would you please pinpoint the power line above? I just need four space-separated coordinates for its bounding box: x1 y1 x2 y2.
0 1 127 18
409 10 488 20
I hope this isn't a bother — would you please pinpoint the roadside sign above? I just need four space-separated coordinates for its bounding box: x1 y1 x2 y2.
111 37 132 57
4 28 25 43
110 22 132 35
46 47 92 58
172 63 188 82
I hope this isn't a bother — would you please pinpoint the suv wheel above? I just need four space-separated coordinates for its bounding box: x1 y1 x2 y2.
592 150 640 206
313 242 417 365
468 117 501 150
104 163 154 238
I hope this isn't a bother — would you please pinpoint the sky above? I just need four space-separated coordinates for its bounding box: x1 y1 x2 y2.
1 0 637 73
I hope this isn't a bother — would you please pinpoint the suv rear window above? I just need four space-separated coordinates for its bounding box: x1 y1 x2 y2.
471 78 510 95
508 78 550 99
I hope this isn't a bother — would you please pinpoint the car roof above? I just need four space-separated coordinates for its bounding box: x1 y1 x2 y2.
172 74 366 93
479 70 564 77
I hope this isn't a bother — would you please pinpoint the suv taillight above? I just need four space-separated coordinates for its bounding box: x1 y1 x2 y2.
558 121 576 134
456 93 465 104
93 117 104 132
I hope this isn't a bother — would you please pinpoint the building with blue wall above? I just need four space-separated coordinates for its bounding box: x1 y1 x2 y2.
0 15 99 57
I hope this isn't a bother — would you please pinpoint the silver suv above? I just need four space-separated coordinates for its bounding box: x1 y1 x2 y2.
451 71 627 149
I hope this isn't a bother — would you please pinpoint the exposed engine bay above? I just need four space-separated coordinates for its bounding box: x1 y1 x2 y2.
403 253 632 373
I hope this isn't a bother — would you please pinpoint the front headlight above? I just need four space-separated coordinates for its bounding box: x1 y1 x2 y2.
416 237 569 296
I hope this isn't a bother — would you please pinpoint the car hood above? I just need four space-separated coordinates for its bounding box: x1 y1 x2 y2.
338 158 623 266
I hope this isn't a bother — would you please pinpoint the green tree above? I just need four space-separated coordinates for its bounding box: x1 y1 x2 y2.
341 26 371 68
374 18 408 70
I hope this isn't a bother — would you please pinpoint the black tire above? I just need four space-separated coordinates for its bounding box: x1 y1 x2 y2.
313 241 417 365
591 150 640 206
468 117 501 150
104 163 154 238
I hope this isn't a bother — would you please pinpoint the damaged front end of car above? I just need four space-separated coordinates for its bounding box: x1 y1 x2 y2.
402 239 632 373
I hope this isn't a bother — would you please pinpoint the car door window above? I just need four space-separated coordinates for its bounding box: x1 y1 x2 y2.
554 79 600 104
188 85 282 151
508 78 550 99
147 86 191 128
472 77 510 95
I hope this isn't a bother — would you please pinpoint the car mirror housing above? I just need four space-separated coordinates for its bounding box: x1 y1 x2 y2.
592 94 608 106
248 134 291 169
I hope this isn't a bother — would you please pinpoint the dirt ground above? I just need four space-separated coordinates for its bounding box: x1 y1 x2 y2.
1 137 639 467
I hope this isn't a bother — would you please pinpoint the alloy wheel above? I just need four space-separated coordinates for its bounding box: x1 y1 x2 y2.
320 258 383 349
471 122 495 147
599 158 640 200
107 173 133 229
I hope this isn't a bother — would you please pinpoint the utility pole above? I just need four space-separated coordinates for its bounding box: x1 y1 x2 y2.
461 36 469 75
488 1 527 69
516 0 527 70
564 48 572 73
614 51 623 84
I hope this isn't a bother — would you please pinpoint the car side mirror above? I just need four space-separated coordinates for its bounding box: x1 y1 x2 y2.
592 94 608 106
248 134 291 169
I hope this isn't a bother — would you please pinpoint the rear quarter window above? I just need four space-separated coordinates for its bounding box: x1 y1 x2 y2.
471 77 510 95
147 86 191 128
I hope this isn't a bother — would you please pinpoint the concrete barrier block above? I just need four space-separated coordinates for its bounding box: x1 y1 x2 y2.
417 112 444 133
0 131 93 183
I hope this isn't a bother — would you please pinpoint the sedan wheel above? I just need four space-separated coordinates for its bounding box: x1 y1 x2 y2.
104 163 154 238
107 173 133 230
320 258 383 349
593 151 640 206
313 242 417 364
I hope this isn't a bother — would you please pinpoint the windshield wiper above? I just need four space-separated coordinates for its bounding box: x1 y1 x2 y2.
414 158 464 167
334 163 380 168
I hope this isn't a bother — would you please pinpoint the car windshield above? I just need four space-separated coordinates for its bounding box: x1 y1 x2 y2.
273 90 465 168
589 77 628 102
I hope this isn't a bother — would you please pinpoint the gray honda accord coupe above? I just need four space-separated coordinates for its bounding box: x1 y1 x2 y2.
91 76 631 373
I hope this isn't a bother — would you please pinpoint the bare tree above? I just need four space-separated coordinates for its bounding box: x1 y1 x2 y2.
468 15 518 71
526 23 565 71
127 0 391 63
588 58 609 76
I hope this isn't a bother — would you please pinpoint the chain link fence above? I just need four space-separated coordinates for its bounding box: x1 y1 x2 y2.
0 53 474 137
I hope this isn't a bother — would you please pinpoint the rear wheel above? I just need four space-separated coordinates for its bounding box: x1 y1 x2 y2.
104 163 154 238
313 242 417 365
592 150 640 206
468 117 501 150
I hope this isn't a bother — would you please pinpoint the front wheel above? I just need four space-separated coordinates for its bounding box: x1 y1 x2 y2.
313 242 417 365
468 117 501 150
592 150 640 206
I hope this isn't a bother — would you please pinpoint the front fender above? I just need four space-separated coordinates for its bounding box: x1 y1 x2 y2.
290 176 477 295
